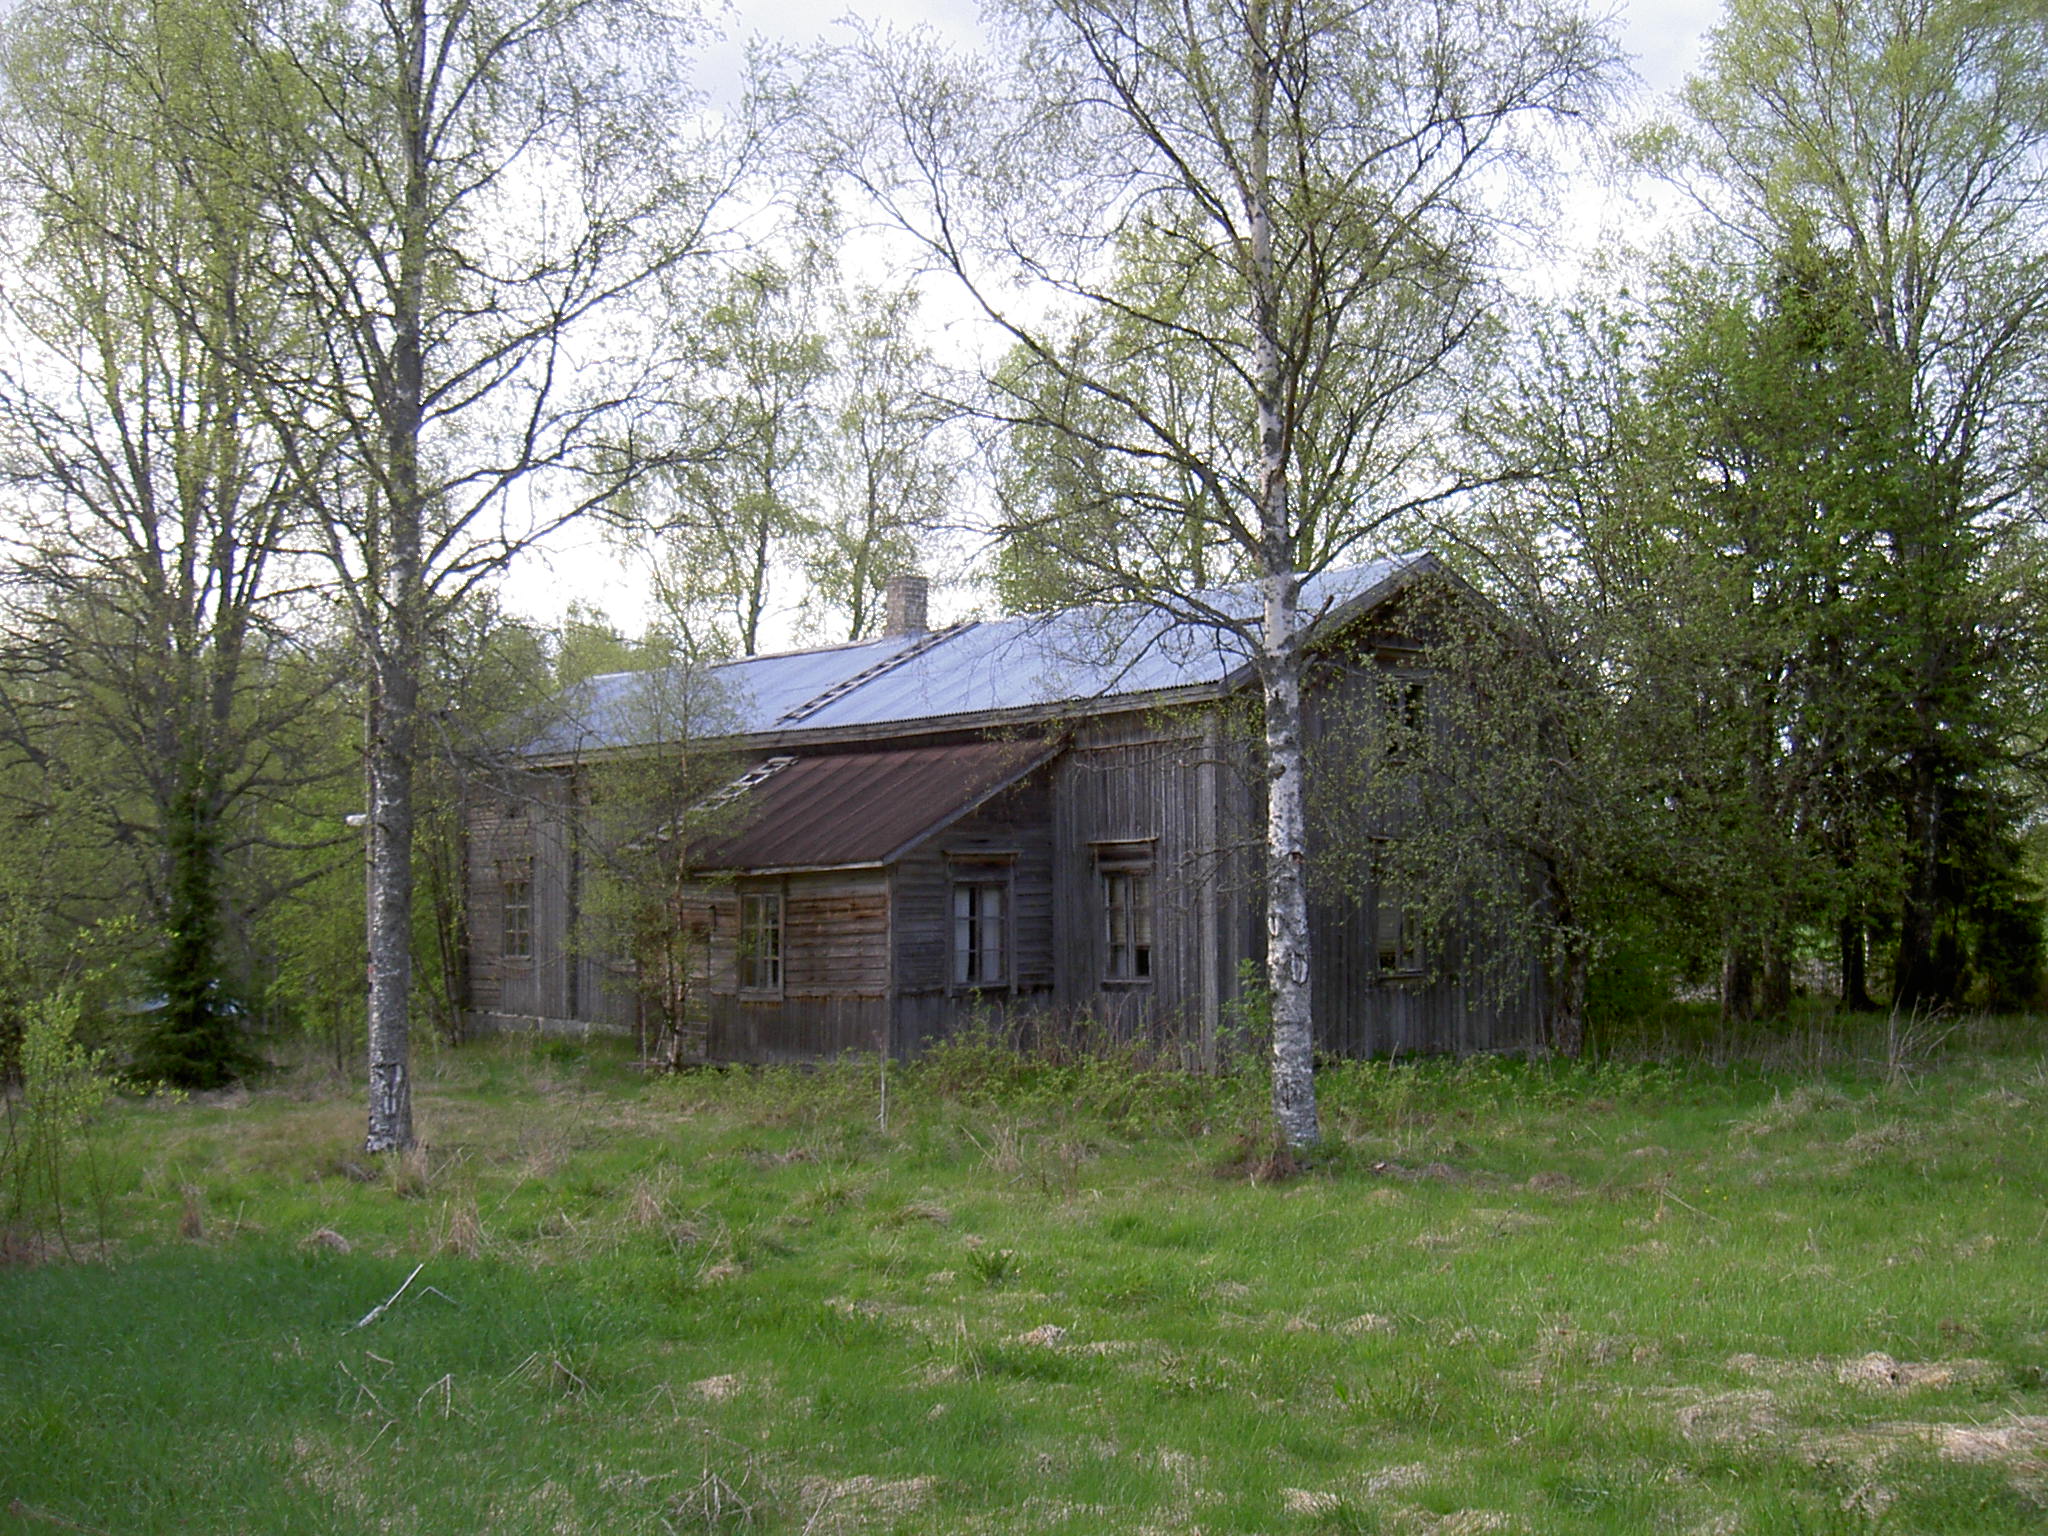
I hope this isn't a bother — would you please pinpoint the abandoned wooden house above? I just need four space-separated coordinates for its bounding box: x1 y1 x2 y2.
462 552 1546 1063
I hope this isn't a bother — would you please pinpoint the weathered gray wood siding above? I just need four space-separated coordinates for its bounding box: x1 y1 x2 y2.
1046 712 1250 1063
890 768 1055 1054
464 768 639 1033
1303 892 1544 1055
465 793 516 1017
707 995 890 1062
692 871 893 1061
465 590 1545 1059
1299 644 1547 1056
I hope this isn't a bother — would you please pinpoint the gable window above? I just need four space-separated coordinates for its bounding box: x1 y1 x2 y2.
1384 674 1428 757
738 888 783 993
1096 841 1155 984
501 863 533 962
951 879 1008 988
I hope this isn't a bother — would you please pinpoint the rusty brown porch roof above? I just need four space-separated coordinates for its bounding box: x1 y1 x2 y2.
688 738 1060 874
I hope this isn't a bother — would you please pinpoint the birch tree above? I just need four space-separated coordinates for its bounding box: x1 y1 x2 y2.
803 281 958 642
833 0 1616 1144
241 0 753 1151
646 254 832 655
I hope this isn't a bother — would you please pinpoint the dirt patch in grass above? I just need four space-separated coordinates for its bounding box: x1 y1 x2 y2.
1835 1352 2005 1392
1337 1312 1399 1336
1210 1137 1305 1183
1798 1414 2048 1504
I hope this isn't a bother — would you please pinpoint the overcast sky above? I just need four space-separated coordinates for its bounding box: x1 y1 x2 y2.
501 0 1732 638
704 0 1726 92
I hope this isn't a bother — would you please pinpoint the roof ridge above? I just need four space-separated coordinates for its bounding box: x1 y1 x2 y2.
772 619 979 725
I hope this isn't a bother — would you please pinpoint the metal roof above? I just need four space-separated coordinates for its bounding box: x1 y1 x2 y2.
687 738 1060 873
524 551 1436 758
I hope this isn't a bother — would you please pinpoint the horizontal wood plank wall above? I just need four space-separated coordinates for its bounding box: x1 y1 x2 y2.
890 769 1054 1054
692 871 891 1061
785 874 891 994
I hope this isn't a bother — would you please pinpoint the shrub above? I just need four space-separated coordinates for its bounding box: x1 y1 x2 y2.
2 991 116 1257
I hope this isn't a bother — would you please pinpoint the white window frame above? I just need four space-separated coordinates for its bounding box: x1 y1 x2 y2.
738 885 784 995
500 861 534 964
949 871 1012 992
1094 841 1156 987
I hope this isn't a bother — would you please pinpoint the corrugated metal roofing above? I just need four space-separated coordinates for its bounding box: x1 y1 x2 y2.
523 636 907 758
525 551 1435 758
688 738 1059 872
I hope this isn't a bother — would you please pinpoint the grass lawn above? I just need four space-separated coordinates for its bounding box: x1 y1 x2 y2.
3 1023 2046 1534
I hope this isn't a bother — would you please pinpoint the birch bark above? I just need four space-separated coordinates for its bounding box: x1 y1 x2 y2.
360 0 432 1154
1244 0 1316 1146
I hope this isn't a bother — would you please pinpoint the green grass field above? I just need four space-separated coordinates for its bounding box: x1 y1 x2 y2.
4 1022 2046 1534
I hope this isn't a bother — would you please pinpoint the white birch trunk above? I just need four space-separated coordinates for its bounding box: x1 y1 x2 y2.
364 668 418 1153
363 0 432 1154
1261 589 1318 1147
1245 0 1317 1148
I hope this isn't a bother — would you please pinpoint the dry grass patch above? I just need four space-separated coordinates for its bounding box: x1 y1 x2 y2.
796 1472 937 1530
1672 1388 1784 1446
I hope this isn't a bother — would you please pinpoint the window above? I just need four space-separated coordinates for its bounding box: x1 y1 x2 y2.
1375 897 1422 974
1097 845 1154 984
501 865 533 962
1385 675 1428 756
951 880 1008 988
739 889 782 993
1373 848 1422 976
1398 677 1428 731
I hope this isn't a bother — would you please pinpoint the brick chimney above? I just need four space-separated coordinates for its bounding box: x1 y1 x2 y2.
883 573 929 637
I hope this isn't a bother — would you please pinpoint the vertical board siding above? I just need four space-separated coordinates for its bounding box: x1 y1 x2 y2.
1299 647 1548 1056
464 610 1548 1060
889 769 1055 1053
465 766 644 1033
464 769 571 1022
1049 715 1217 1056
705 996 889 1062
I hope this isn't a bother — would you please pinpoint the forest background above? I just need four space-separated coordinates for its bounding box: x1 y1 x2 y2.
0 0 2039 1132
